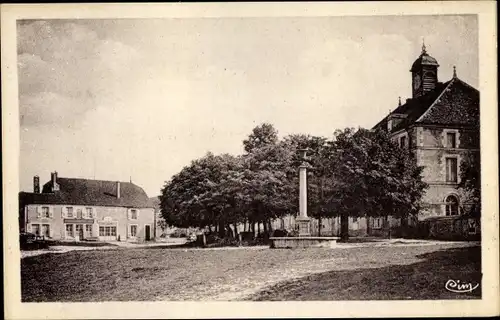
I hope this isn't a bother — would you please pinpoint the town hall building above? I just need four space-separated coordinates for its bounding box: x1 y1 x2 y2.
372 44 480 239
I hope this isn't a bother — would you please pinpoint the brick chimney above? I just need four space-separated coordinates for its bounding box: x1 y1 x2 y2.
33 175 40 193
117 181 121 198
51 171 59 192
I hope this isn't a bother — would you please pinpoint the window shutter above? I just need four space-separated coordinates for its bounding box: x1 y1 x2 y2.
27 224 32 232
36 206 41 219
49 207 54 218
93 208 97 219
49 225 54 238
127 209 131 220
137 209 140 219
62 207 66 218
127 225 131 238
82 209 87 219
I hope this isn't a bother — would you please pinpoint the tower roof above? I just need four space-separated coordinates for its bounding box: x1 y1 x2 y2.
410 43 439 72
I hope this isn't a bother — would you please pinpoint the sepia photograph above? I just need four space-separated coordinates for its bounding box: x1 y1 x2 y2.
2 2 498 319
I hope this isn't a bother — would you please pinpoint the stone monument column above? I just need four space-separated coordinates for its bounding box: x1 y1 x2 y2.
297 149 311 236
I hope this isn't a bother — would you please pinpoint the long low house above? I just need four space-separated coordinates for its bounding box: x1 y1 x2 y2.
19 172 155 242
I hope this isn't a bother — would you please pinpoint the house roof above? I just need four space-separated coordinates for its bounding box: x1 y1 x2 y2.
20 178 153 208
373 77 479 132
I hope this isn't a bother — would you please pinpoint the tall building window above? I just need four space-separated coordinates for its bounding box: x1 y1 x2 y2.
446 158 458 182
400 136 407 148
446 132 457 148
445 195 459 216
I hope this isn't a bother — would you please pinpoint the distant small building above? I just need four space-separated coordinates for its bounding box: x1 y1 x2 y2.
19 172 155 242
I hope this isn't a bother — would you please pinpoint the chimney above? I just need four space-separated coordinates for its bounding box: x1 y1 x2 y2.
33 175 40 193
51 171 59 192
117 181 121 198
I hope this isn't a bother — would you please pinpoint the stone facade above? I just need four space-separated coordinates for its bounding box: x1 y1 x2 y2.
24 204 154 242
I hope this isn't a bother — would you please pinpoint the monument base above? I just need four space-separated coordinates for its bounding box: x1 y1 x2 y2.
269 236 338 249
296 216 311 236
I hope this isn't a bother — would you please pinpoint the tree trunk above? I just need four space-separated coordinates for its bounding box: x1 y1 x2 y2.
233 223 239 236
366 215 371 236
257 222 261 236
218 221 225 238
318 216 322 237
227 224 234 238
386 216 391 239
340 212 349 242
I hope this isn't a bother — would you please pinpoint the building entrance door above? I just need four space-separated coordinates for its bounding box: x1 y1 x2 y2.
145 225 151 241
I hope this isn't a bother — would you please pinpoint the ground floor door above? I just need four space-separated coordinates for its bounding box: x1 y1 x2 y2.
145 225 151 241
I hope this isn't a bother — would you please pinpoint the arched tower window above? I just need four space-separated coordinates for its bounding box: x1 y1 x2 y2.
445 195 459 216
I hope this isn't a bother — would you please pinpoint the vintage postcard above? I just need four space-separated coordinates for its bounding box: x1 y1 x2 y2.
2 2 498 319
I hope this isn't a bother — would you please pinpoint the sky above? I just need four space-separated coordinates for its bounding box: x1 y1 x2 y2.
17 15 478 197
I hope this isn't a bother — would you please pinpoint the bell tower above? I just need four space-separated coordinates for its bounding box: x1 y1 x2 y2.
410 42 439 98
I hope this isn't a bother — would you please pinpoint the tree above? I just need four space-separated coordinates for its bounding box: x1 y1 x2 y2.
327 128 428 242
159 152 247 236
243 123 279 153
240 141 296 236
459 151 481 217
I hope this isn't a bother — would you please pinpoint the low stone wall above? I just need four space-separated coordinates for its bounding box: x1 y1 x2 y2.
269 237 338 249
420 216 480 241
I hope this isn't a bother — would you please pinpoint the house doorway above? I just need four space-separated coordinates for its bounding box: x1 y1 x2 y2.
145 225 151 241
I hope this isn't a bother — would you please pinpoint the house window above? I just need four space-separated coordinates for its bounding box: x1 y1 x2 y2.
66 224 74 237
76 208 83 218
85 224 93 237
85 207 94 219
66 207 74 218
99 226 117 237
41 206 50 218
446 158 458 182
400 136 407 148
32 224 40 236
130 225 138 237
42 224 50 238
446 132 457 148
445 195 459 216
373 217 383 229
130 209 138 220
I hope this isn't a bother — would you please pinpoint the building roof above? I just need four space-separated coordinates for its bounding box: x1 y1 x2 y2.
20 178 153 208
373 77 479 132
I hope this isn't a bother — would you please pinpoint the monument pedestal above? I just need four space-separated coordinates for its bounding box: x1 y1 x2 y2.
296 216 311 237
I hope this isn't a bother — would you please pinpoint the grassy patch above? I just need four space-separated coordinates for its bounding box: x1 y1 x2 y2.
247 246 481 300
21 243 480 302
